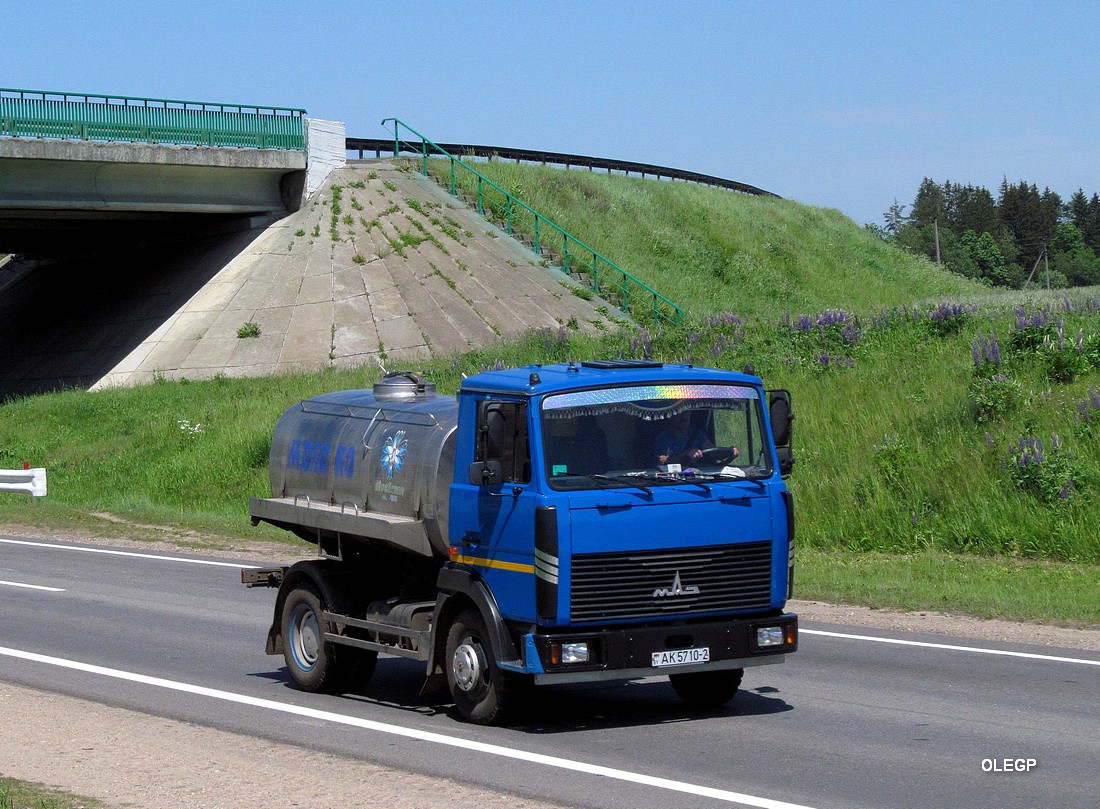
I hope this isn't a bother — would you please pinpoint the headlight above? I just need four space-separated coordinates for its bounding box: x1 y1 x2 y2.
551 641 590 664
756 626 784 648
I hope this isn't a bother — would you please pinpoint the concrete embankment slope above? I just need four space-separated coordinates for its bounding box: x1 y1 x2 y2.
0 160 614 398
93 160 613 388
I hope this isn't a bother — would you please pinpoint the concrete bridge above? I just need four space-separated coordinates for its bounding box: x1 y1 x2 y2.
0 89 610 400
0 88 349 254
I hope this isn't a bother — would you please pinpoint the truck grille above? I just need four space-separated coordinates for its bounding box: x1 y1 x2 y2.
570 541 773 622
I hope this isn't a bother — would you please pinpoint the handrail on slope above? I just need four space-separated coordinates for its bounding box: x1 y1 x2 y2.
380 117 683 327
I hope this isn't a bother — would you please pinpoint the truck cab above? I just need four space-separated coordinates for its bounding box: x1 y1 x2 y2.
445 360 796 719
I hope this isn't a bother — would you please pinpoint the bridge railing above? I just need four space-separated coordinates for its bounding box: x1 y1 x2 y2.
380 117 684 327
347 137 779 198
0 88 306 150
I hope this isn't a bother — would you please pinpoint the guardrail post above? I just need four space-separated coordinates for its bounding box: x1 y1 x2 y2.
0 467 47 501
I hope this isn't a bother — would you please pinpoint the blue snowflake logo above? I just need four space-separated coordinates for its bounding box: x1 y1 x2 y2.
381 430 408 478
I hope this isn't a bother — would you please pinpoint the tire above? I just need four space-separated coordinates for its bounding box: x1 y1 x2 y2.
668 668 743 708
281 584 377 693
444 607 517 725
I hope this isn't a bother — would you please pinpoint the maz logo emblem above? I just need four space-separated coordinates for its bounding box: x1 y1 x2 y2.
653 571 700 598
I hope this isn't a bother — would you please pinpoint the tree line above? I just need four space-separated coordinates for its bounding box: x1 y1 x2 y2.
872 179 1100 289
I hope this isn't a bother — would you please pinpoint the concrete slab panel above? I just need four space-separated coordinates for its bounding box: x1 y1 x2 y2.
333 267 367 299
359 259 395 295
260 276 304 309
366 284 408 321
179 336 239 370
251 306 295 335
159 310 221 342
228 333 284 367
286 300 333 337
376 315 426 352
297 273 332 305
333 323 380 359
279 328 332 365
304 246 332 277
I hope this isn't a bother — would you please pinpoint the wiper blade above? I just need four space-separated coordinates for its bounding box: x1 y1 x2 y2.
590 474 654 496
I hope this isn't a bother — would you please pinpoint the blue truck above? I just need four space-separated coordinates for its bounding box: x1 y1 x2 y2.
245 360 797 723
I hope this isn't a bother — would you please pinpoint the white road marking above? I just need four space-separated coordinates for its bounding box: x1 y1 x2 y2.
0 580 65 592
0 537 259 569
0 645 817 809
802 628 1100 667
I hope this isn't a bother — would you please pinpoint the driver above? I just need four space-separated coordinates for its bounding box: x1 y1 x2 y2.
654 408 739 466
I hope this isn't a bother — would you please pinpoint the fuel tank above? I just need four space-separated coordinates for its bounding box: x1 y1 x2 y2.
257 372 458 559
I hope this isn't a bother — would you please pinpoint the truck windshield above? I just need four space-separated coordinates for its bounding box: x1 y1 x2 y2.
541 383 772 490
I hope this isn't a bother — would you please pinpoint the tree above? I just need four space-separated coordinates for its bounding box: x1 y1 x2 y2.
1084 193 1100 253
959 230 1010 286
910 179 946 230
1051 222 1100 286
1068 189 1090 231
953 185 999 235
998 180 1058 272
883 199 908 236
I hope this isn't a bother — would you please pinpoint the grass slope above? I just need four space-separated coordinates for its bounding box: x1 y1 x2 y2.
440 159 980 318
2 167 1098 624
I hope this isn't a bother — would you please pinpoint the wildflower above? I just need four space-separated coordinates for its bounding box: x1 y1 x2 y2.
177 420 204 437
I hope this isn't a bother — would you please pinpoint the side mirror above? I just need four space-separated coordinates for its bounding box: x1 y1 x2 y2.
775 446 794 477
767 390 794 478
768 390 793 447
468 460 503 486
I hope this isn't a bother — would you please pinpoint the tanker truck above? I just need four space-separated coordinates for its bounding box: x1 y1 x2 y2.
244 360 797 724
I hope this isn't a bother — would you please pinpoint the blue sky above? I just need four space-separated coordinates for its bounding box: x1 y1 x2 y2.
3 0 1097 226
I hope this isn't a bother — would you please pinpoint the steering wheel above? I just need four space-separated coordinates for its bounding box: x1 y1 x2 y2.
698 446 737 465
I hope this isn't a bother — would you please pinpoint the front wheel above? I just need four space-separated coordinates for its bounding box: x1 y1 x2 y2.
668 668 743 708
281 584 376 693
445 608 518 725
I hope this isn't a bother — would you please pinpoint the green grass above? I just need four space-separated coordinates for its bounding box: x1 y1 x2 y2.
797 548 1100 625
0 777 106 809
2 167 1099 625
428 158 980 319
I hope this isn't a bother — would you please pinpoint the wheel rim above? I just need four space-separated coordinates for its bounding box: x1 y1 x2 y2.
452 636 486 693
289 603 320 671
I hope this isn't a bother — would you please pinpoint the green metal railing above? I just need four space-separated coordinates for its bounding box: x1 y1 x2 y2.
381 118 684 327
0 87 306 150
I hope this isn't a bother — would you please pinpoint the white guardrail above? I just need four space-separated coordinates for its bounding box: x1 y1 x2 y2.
0 467 47 499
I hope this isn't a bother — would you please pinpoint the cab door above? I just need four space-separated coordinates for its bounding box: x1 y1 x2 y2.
449 398 539 621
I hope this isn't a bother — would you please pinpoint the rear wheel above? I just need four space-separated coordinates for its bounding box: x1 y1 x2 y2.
281 584 376 693
668 668 743 708
445 608 517 724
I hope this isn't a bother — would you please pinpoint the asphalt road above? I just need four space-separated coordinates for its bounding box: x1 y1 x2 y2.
1 534 1098 809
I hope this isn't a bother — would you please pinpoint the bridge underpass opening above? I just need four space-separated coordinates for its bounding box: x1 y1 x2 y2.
0 217 270 400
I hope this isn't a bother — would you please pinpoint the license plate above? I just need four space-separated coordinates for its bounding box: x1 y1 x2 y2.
651 647 710 667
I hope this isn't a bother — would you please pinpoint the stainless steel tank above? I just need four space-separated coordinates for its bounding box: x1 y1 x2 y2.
255 372 458 559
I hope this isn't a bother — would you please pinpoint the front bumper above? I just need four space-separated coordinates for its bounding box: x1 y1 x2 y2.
522 612 797 684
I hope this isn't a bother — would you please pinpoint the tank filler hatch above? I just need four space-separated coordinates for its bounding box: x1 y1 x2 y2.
373 371 437 401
